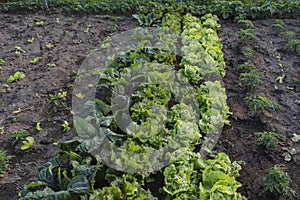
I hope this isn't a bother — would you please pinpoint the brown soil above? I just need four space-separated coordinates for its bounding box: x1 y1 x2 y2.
0 12 137 200
217 18 300 200
0 12 299 200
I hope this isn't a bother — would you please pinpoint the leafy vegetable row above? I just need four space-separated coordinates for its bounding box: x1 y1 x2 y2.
180 14 230 137
2 0 299 19
19 139 246 199
19 13 245 200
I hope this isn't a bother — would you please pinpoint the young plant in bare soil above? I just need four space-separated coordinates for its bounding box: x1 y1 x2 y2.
253 131 285 149
239 68 264 91
263 164 295 199
245 95 281 114
7 71 25 83
0 149 14 174
239 29 256 45
285 39 300 55
241 47 254 61
48 91 68 112
271 19 285 33
9 130 29 146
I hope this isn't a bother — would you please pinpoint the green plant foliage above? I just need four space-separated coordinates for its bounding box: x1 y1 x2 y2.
35 20 45 26
19 12 243 200
285 39 300 55
19 139 157 200
197 81 231 134
237 61 255 71
19 139 245 199
239 68 264 91
7 71 25 83
29 57 42 64
61 121 71 132
0 149 14 174
263 164 295 198
281 31 295 40
2 0 299 19
163 152 246 200
241 47 254 61
239 29 256 45
237 19 254 29
9 130 29 146
180 13 226 83
271 19 285 33
0 58 6 65
291 133 300 142
21 136 35 150
15 46 26 53
48 91 68 111
132 12 162 27
253 131 286 149
245 95 281 113
46 43 54 49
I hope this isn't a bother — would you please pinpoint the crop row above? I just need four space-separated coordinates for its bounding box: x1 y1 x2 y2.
2 0 299 19
19 13 246 200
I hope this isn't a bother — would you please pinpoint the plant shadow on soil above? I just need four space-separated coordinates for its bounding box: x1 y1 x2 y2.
0 11 299 200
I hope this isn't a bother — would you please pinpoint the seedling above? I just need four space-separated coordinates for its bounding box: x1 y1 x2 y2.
253 131 285 149
241 47 253 60
237 61 255 71
66 18 75 25
84 24 92 33
109 24 119 32
282 147 296 155
237 19 254 29
75 93 84 99
46 43 54 49
87 48 97 54
275 74 285 83
48 91 68 111
11 118 18 123
15 46 26 53
21 137 34 150
12 108 22 114
233 13 246 23
291 133 300 142
239 68 264 91
47 63 56 67
9 130 28 146
263 164 295 198
36 21 45 26
61 121 71 132
30 57 42 64
0 59 6 65
285 39 300 54
245 95 281 113
7 71 25 83
27 37 34 43
281 31 295 40
271 19 285 33
0 149 14 174
239 29 256 45
36 122 42 131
